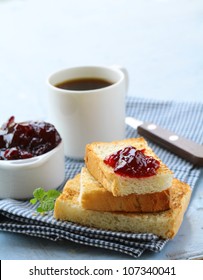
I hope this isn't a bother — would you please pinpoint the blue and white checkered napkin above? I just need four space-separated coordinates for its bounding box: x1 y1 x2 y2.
0 97 202 258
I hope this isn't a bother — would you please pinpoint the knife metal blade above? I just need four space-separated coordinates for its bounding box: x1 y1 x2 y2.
125 117 203 166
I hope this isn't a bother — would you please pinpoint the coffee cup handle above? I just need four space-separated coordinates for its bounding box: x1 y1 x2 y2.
110 65 129 93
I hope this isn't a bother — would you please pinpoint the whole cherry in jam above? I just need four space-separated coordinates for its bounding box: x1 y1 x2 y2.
0 116 61 160
104 146 160 178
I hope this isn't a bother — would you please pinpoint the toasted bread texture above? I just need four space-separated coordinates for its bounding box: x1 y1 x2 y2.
85 138 173 196
79 167 171 212
54 175 191 239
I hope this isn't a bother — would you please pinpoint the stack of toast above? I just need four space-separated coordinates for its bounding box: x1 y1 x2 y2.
54 138 191 239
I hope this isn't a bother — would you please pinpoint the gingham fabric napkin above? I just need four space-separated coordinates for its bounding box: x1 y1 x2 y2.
0 97 202 258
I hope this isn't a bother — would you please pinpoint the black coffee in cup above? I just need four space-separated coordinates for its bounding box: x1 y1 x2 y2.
56 78 112 91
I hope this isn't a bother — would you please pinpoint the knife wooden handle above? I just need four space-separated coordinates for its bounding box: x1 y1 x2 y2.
137 122 203 166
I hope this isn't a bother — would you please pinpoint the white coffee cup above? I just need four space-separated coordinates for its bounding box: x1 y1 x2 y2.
47 65 128 159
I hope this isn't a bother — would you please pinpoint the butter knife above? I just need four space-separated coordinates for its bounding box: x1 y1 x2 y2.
125 117 203 166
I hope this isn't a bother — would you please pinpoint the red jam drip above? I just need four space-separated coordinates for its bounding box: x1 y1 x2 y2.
0 116 61 160
104 146 160 178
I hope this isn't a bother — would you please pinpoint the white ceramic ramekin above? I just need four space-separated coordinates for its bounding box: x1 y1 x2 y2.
0 142 65 199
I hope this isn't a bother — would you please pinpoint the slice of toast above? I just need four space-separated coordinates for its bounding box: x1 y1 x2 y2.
79 167 171 212
54 175 191 239
85 138 173 196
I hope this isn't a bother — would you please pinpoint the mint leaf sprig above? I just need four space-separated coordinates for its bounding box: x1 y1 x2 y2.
30 188 61 214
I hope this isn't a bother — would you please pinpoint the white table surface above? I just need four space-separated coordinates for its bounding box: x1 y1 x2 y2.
0 0 203 260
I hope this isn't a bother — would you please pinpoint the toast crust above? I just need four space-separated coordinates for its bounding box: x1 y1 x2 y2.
79 167 171 212
54 176 191 239
85 138 173 196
